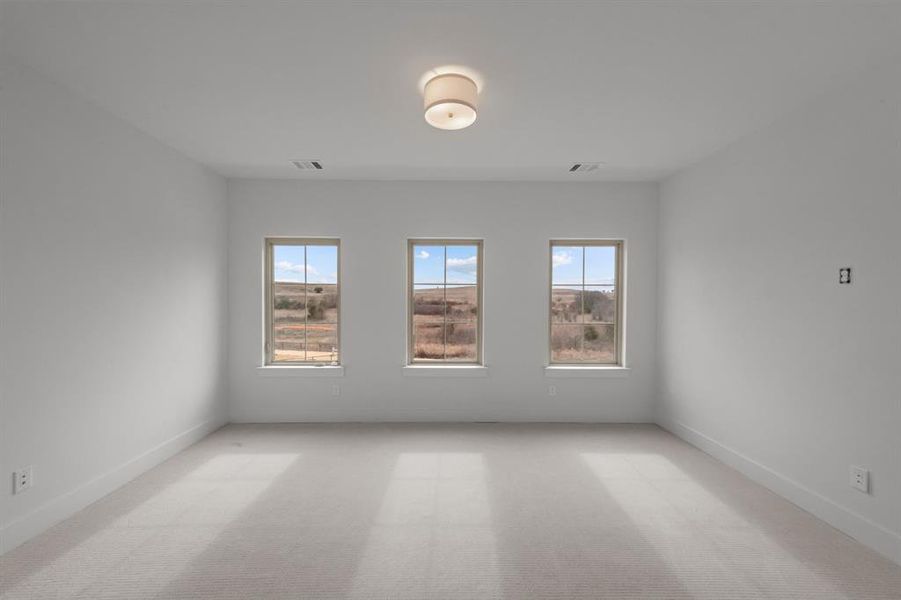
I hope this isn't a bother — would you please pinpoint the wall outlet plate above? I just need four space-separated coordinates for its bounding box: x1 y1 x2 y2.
850 465 869 493
13 466 33 494
839 267 852 284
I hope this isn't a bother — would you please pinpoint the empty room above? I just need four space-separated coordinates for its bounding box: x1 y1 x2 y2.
1 1 900 598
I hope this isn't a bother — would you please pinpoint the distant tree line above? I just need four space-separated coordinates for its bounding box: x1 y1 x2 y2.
274 287 338 318
552 290 615 323
414 297 477 319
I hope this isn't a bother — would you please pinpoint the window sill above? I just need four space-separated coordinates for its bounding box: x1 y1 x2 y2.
403 365 489 378
544 366 630 378
257 365 344 377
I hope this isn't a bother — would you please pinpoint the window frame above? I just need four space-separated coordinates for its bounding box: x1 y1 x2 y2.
407 238 484 366
264 237 341 366
548 239 624 366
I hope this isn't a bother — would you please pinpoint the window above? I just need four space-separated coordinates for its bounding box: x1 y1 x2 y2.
265 238 339 365
549 240 623 365
408 240 483 364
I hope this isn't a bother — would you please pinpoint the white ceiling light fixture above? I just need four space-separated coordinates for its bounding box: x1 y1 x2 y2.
423 71 479 130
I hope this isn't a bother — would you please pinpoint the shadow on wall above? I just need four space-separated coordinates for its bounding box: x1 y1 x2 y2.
1 424 900 599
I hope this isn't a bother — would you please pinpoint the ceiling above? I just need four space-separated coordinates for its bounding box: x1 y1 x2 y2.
2 1 900 181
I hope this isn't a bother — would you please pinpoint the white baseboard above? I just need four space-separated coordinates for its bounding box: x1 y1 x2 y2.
0 417 225 555
658 417 901 566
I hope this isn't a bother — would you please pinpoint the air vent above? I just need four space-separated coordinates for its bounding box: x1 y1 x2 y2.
569 162 605 173
291 160 323 171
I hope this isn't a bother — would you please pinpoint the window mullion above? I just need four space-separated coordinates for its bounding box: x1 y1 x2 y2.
443 246 448 360
580 246 586 357
303 245 308 363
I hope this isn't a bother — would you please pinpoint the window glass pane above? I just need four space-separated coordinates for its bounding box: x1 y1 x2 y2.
551 246 583 285
273 347 306 363
446 322 477 361
550 324 583 362
306 245 338 284
306 324 338 363
551 286 581 323
585 245 616 285
445 245 478 284
413 285 445 324
446 284 477 322
273 245 306 283
273 280 306 312
582 324 615 363
272 275 305 363
413 322 445 360
583 286 616 323
413 245 445 283
306 283 338 323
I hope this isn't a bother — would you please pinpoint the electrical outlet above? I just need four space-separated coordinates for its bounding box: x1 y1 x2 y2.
331 385 340 397
13 466 33 494
850 466 869 493
548 385 557 397
839 267 852 284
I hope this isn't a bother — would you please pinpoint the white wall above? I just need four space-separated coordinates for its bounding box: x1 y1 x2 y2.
0 58 229 553
229 180 658 422
657 60 901 563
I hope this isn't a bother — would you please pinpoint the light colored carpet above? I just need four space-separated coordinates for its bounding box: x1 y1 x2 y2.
1 424 900 599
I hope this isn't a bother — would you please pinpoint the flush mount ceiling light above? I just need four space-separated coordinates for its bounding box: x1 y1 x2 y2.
423 72 479 130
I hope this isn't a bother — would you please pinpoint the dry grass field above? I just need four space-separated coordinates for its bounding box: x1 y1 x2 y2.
270 283 617 363
413 285 477 360
272 282 338 363
550 287 617 362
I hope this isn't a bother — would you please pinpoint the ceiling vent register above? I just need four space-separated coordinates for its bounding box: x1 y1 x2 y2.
291 160 323 171
569 162 605 173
